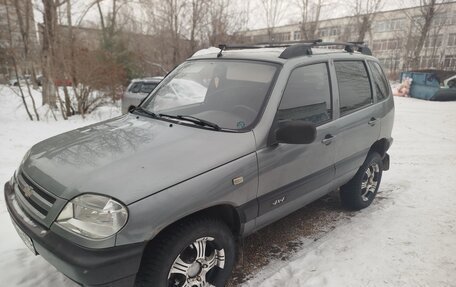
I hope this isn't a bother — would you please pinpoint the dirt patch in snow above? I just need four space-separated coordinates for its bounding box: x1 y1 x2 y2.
227 191 352 286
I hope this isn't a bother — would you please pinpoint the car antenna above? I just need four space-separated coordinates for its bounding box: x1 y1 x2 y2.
217 44 226 58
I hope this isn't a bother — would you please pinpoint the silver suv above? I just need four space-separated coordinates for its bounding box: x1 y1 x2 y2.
121 77 163 114
5 41 394 287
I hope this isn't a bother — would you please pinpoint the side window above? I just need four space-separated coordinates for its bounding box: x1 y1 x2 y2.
278 63 332 125
368 61 390 101
140 83 158 94
129 82 142 93
334 61 372 116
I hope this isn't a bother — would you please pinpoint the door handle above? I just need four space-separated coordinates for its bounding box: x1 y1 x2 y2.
368 117 378 126
321 134 335 145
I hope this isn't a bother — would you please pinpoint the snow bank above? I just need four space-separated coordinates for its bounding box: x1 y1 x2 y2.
0 85 119 287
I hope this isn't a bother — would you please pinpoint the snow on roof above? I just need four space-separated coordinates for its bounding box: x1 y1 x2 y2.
131 76 164 82
192 47 221 57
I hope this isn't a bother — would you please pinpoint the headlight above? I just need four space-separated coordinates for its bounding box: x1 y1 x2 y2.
11 149 31 185
20 149 31 167
56 194 128 239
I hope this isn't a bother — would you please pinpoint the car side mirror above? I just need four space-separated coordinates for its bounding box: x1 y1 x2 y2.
128 105 136 113
274 120 317 145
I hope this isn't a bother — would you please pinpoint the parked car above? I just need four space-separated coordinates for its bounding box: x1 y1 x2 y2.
400 70 456 101
5 41 394 287
54 78 72 87
121 77 163 114
9 75 31 86
36 75 72 87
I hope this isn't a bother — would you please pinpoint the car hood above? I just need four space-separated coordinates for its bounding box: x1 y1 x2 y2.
21 114 256 204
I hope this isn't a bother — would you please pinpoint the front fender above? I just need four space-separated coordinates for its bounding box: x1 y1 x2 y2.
115 152 258 246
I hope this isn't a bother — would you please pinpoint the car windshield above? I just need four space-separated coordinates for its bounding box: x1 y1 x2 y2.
141 60 279 130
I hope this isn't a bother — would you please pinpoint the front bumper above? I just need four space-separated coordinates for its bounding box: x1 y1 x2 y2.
4 182 145 287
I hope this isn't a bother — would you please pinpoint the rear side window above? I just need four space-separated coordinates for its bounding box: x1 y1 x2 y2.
140 83 158 94
368 61 390 101
129 82 143 93
278 63 332 125
334 61 372 116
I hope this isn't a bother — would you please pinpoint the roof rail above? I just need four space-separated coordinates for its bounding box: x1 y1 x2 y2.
217 39 323 57
218 39 322 50
279 41 372 58
217 39 372 59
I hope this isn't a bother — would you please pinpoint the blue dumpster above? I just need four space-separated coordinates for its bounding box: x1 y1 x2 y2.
400 70 456 101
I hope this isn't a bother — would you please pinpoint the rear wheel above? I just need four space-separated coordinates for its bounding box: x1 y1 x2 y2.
340 152 383 210
135 217 235 287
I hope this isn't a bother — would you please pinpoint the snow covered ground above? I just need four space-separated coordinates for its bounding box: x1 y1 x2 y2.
0 84 455 286
244 98 456 286
0 85 119 286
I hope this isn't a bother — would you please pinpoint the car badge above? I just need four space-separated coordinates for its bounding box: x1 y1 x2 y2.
23 184 33 198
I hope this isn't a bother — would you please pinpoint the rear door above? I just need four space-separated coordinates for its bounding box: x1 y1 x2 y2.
255 62 337 226
332 60 381 179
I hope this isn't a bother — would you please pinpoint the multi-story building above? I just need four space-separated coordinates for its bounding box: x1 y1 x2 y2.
240 1 456 78
0 0 38 81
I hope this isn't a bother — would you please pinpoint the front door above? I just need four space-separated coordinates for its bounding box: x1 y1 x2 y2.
256 62 337 227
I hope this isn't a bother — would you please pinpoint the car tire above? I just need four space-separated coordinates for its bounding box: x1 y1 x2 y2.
340 152 383 210
135 217 236 287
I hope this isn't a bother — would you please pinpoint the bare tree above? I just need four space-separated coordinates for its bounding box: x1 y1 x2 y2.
259 0 286 42
12 0 40 119
296 0 324 40
3 0 40 120
188 0 209 54
62 0 75 118
41 0 65 107
156 0 188 65
403 0 448 69
206 0 250 46
351 0 384 42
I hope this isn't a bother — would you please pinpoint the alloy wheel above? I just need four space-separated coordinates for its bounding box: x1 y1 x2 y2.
168 237 225 287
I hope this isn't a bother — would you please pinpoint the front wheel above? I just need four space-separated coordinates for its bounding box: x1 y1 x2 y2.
135 217 236 287
340 152 383 210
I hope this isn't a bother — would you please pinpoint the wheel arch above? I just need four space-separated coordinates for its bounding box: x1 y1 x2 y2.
145 204 242 247
368 138 391 158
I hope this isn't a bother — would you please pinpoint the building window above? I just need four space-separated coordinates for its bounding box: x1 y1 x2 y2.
424 34 443 48
319 28 328 37
420 56 440 68
293 31 301 40
374 19 405 32
448 34 456 47
433 12 456 26
444 55 456 69
378 57 400 71
252 34 269 43
272 32 291 42
372 39 403 52
318 27 339 37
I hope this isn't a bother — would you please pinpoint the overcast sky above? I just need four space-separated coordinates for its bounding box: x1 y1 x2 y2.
32 0 421 31
247 0 417 29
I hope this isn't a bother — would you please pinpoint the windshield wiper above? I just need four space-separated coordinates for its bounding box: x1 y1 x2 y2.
133 106 157 118
159 113 221 131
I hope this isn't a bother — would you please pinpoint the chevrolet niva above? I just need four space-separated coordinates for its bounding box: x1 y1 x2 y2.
5 40 394 287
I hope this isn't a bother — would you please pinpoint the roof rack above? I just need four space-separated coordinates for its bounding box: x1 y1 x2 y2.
217 39 372 59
